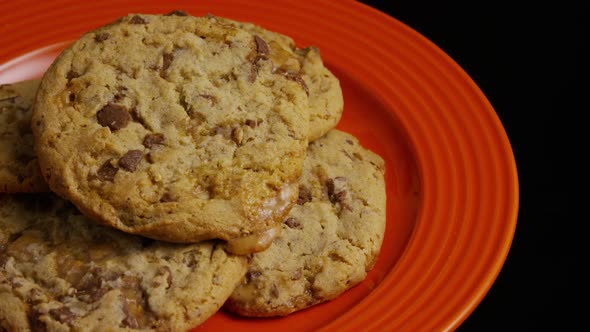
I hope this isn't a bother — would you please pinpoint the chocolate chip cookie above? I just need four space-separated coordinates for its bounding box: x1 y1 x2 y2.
31 13 310 253
224 130 386 317
0 193 248 331
218 16 344 141
0 80 48 193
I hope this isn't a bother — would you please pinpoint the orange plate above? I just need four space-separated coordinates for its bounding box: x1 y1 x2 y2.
0 1 519 331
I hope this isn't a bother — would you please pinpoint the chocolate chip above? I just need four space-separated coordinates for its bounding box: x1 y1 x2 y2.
284 217 302 229
297 186 312 205
94 33 110 42
254 35 269 59
346 139 354 145
165 10 188 16
97 103 131 131
97 159 118 182
118 150 143 172
143 133 165 148
49 307 76 324
129 15 147 24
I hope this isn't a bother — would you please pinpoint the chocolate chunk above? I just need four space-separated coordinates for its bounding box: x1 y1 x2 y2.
277 69 309 95
129 15 147 24
161 53 174 77
246 270 262 283
160 192 178 203
157 266 173 288
97 103 131 131
213 126 232 138
270 283 279 298
143 133 165 148
49 307 76 324
249 64 259 82
66 70 79 80
97 159 118 182
345 139 354 145
231 127 243 145
94 33 110 42
122 300 139 328
119 150 143 172
0 251 7 267
254 35 269 59
297 186 312 205
182 250 199 268
27 309 47 332
27 288 43 305
245 119 258 128
249 35 270 82
199 94 217 105
165 10 188 16
326 177 348 204
284 217 302 229
78 274 109 302
291 268 302 280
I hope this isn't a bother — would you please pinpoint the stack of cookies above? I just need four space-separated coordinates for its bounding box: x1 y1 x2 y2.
0 11 386 331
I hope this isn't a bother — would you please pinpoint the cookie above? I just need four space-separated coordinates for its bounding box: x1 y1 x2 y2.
218 16 344 141
0 193 248 331
224 129 386 317
31 13 310 253
0 80 48 193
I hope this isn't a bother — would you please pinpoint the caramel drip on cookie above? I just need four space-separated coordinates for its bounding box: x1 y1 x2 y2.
226 226 281 255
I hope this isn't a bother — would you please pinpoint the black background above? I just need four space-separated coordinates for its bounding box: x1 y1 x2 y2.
359 1 584 331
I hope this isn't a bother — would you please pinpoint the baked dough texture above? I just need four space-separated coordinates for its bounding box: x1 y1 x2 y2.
225 129 386 316
31 13 310 252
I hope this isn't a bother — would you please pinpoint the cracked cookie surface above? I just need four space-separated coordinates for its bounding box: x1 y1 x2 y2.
31 13 310 252
224 130 386 317
0 193 248 331
218 16 344 141
0 80 48 193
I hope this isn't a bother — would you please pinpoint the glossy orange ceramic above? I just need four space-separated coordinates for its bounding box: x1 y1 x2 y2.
0 1 519 331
